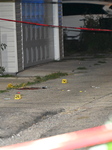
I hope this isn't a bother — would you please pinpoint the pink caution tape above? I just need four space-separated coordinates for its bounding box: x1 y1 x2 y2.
0 124 112 150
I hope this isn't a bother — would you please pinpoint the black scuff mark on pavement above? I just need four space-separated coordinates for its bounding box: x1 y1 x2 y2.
0 108 65 139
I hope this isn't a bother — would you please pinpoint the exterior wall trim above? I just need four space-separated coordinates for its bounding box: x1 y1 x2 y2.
13 2 18 72
53 0 60 60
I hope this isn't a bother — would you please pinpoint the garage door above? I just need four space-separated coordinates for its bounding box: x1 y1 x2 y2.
22 0 53 68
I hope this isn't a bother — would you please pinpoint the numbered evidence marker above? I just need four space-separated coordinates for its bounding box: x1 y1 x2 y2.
62 79 68 84
15 94 22 100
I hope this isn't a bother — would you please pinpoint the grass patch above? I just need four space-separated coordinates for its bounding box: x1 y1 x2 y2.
75 58 86 61
77 67 87 70
6 72 68 90
98 60 106 63
0 90 8 93
93 54 106 58
34 72 68 83
94 63 100 66
0 74 15 77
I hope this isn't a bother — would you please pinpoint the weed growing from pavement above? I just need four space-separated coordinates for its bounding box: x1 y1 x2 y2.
34 72 68 83
4 72 68 91
0 90 8 93
98 60 106 63
94 55 106 58
94 63 100 66
77 67 87 70
0 74 15 77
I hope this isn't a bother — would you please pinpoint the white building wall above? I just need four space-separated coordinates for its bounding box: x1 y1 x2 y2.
0 2 18 73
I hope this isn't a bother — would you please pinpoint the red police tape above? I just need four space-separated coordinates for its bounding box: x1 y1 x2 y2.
0 18 112 149
0 18 112 32
0 123 112 150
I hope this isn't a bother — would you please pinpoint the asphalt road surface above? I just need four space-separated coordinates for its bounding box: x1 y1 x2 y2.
0 56 112 149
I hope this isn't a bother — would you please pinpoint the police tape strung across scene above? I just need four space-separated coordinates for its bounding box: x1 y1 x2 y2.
0 18 112 32
1 124 112 150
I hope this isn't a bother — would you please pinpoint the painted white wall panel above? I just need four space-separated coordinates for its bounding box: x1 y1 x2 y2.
0 2 18 73
0 22 15 28
53 0 60 60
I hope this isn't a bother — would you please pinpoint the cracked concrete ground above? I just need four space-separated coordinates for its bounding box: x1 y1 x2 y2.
0 56 112 149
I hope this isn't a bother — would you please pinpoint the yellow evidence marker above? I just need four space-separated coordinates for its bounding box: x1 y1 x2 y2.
62 79 68 84
14 93 22 100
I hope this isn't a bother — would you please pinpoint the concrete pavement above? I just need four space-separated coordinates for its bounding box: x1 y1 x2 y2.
0 59 75 90
0 56 112 147
0 56 110 90
0 58 87 90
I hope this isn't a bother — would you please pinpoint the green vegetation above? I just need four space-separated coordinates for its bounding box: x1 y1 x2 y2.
0 74 15 77
79 15 112 55
6 72 68 90
93 54 106 58
0 43 7 75
0 67 5 75
98 60 106 63
38 72 68 82
64 15 112 56
75 58 86 61
0 90 8 93
77 67 87 70
94 63 100 66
